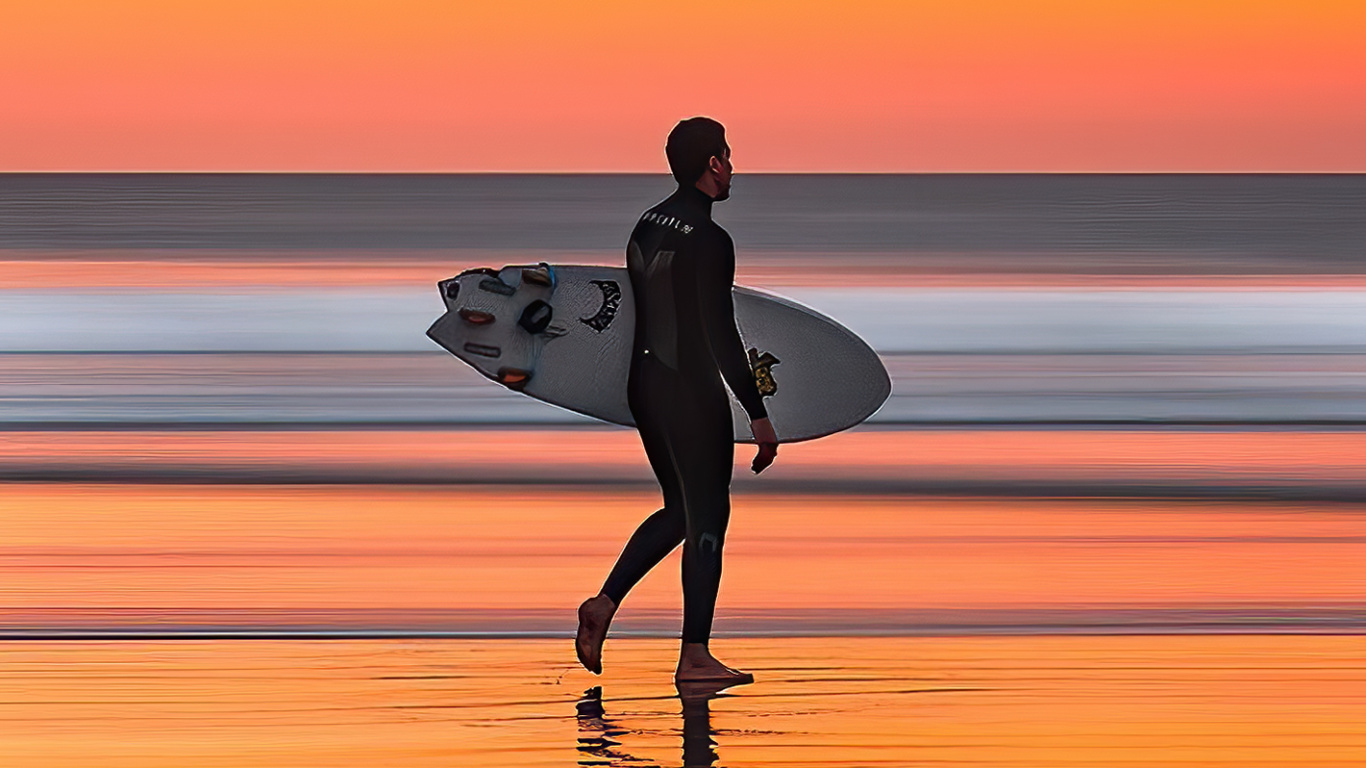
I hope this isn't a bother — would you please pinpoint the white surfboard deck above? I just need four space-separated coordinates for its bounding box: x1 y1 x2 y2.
426 263 891 443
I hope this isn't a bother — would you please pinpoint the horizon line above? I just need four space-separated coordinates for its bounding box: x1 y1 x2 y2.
4 170 1366 176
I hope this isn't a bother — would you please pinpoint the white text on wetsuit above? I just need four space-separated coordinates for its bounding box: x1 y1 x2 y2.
643 212 693 234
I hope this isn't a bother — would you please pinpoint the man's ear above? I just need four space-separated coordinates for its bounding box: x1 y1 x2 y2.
708 155 724 174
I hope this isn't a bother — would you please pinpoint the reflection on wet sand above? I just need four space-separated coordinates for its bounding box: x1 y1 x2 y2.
2 637 1364 766
577 686 662 766
677 686 719 768
578 682 734 767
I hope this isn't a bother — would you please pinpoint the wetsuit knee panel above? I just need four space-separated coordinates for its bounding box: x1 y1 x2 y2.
684 528 725 559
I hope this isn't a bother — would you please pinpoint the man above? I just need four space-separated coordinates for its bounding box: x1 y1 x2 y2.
575 117 779 685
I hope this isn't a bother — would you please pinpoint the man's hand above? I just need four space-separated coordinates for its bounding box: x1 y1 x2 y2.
750 417 778 474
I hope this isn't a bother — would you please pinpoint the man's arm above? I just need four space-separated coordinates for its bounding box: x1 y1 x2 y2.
697 231 768 422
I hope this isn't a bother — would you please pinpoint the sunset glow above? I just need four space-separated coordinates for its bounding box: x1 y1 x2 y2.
6 5 1366 762
4 0 1364 171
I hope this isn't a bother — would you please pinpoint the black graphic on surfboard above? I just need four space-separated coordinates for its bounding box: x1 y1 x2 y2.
579 280 621 333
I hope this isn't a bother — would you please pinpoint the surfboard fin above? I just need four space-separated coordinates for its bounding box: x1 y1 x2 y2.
478 277 516 296
521 263 555 288
496 367 532 390
517 300 554 334
459 308 496 325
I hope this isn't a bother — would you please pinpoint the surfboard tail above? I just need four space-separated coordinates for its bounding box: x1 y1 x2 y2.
425 312 464 357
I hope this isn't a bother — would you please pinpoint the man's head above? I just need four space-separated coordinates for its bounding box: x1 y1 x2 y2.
666 117 733 201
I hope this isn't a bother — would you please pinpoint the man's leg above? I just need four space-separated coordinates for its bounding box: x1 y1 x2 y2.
600 505 685 606
678 445 730 647
673 407 752 685
600 398 687 603
577 385 686 674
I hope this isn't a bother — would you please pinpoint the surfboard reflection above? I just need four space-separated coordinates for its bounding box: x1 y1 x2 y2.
575 684 723 767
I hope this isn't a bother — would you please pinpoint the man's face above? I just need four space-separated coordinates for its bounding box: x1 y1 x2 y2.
712 146 733 201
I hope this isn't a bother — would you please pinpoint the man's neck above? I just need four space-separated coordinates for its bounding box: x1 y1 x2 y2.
679 183 716 217
693 177 723 200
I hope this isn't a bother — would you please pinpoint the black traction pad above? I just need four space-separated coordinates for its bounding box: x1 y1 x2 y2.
463 342 501 358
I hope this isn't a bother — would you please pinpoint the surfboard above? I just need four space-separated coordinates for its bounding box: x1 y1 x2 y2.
426 262 891 443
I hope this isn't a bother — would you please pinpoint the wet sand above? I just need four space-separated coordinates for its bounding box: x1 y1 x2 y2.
2 636 1362 767
3 483 1364 636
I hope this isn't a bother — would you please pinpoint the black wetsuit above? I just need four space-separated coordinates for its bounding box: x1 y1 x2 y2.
600 184 768 643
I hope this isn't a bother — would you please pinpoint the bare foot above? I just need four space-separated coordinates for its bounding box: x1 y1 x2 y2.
674 642 754 686
575 594 616 674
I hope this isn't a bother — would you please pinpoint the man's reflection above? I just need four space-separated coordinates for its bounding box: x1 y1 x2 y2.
576 682 730 767
575 685 642 765
677 681 724 767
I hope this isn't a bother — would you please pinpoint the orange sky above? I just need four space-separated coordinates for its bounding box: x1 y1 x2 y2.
2 1 1364 171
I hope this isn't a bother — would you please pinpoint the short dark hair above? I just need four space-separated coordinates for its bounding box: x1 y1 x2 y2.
665 117 727 185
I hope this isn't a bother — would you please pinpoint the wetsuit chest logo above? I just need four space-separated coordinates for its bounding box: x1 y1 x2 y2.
748 348 781 396
580 280 621 333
